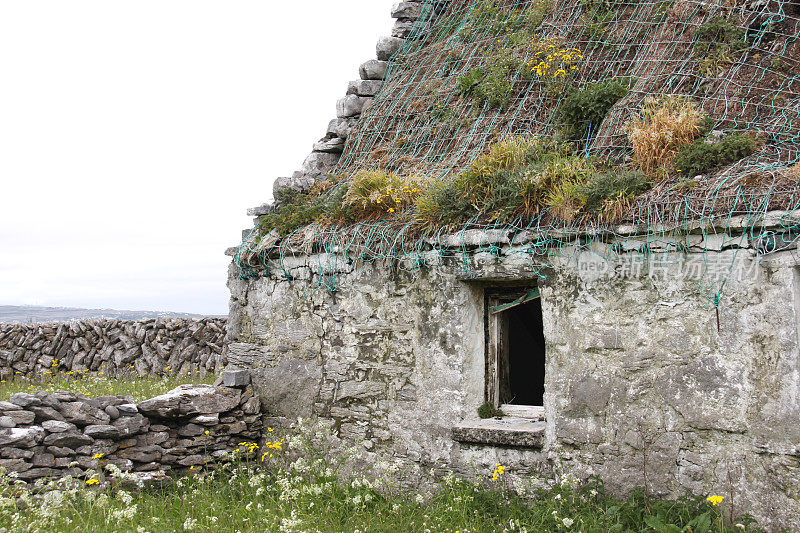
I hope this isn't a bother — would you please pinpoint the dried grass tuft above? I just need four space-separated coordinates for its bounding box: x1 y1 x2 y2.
625 95 706 173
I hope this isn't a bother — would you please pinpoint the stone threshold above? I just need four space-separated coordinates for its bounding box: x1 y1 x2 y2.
452 417 545 448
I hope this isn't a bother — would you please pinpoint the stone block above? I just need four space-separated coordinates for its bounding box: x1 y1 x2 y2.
59 401 111 427
0 427 44 448
242 396 261 415
137 385 240 418
31 405 66 422
1 447 33 459
43 431 93 449
252 356 322 418
392 20 415 38
346 79 383 97
113 414 150 437
42 420 77 433
5 410 35 425
376 36 404 61
337 380 385 400
32 453 55 468
84 425 120 439
359 59 388 80
9 393 41 408
0 458 32 473
336 95 371 118
300 151 340 178
313 137 346 154
116 404 139 416
326 118 352 139
222 369 251 388
391 1 423 19
247 203 274 217
0 416 15 428
189 414 219 426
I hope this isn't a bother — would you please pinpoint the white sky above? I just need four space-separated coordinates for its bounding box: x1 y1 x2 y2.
0 1 393 316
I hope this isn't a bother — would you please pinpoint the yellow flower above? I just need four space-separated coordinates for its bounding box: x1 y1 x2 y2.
92 453 104 459
204 430 210 435
707 495 724 506
86 479 99 485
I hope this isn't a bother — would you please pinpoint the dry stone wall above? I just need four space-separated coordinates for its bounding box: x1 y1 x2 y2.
0 318 226 379
0 371 261 484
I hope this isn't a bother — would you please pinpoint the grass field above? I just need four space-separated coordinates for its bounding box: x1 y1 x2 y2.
0 372 215 401
0 435 758 533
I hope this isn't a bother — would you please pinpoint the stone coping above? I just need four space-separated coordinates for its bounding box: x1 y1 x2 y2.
452 417 545 448
228 210 800 259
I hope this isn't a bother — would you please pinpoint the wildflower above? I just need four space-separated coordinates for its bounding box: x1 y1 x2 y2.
204 430 210 435
85 479 99 485
707 495 724 506
562 518 574 527
92 453 104 459
491 462 506 481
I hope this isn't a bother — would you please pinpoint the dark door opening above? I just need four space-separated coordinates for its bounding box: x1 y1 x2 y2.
503 298 546 406
487 289 546 409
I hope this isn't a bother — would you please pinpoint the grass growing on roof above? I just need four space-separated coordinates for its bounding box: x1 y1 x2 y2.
559 78 633 144
343 169 428 219
673 133 758 177
625 95 707 173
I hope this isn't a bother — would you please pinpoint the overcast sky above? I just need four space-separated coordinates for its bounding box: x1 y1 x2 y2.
0 1 393 316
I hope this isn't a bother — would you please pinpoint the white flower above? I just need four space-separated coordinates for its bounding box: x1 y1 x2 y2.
183 517 198 530
562 517 574 528
415 494 424 504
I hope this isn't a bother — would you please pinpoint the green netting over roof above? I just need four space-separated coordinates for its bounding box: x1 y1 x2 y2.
236 0 800 308
338 0 799 177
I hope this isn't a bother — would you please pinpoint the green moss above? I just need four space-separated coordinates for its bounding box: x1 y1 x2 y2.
578 169 652 212
559 78 633 143
256 186 355 237
694 16 748 76
477 401 505 418
673 133 757 177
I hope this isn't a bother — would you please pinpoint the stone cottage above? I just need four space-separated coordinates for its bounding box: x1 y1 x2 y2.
225 0 800 528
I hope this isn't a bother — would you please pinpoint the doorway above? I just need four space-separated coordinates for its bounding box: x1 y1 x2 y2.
486 287 546 412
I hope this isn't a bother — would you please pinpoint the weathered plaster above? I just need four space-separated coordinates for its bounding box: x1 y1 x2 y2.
226 238 800 529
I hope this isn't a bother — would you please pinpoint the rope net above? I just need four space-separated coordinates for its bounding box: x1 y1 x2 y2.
236 0 800 307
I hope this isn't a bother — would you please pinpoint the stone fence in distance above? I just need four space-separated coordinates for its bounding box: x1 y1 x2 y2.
0 318 227 379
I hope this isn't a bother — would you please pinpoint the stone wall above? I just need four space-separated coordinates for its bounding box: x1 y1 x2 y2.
225 223 800 530
0 318 227 379
0 371 261 484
